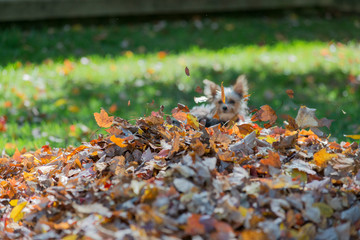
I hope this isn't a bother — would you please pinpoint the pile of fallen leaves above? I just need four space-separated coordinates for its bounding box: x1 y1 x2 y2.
1 104 360 240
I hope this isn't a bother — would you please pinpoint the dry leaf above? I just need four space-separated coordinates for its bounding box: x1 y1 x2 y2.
251 105 277 126
94 109 114 128
260 151 281 168
221 81 225 103
313 148 337 168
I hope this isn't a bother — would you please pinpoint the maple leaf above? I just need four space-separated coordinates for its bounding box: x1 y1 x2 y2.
94 109 114 128
251 105 277 126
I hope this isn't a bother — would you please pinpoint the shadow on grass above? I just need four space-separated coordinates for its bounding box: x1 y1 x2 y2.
1 14 360 65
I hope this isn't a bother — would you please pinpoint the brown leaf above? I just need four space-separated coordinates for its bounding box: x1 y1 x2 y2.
185 214 206 235
295 106 318 129
251 105 277 125
285 115 299 131
185 66 190 76
191 139 206 156
286 89 294 98
260 151 281 168
94 109 114 128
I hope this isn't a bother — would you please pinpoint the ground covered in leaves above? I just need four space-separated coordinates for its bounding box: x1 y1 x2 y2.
1 105 360 240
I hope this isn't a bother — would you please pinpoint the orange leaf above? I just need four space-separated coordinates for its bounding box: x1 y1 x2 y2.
74 158 82 168
240 230 268 240
260 151 281 168
185 214 205 235
12 148 21 162
109 104 117 114
157 51 167 59
172 111 187 122
286 89 294 98
110 135 127 148
94 109 114 128
221 81 225 103
251 105 277 125
313 148 337 168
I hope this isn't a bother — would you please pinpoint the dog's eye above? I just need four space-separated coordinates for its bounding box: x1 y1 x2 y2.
218 100 223 104
228 99 235 104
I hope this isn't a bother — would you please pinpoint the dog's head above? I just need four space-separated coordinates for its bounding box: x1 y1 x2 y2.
203 75 248 121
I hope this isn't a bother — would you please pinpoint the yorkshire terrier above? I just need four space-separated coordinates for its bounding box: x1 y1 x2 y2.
190 75 249 127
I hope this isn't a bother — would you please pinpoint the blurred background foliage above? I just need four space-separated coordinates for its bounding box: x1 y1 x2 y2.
0 11 360 153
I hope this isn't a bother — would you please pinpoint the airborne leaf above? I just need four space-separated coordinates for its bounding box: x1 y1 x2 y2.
221 81 225 103
185 66 190 76
94 109 114 128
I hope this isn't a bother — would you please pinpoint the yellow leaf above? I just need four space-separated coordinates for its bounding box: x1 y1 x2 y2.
344 134 360 140
68 105 80 113
10 201 27 222
23 171 36 181
9 199 18 207
55 98 67 107
238 206 248 217
186 114 199 129
110 135 127 148
313 148 337 168
62 234 78 240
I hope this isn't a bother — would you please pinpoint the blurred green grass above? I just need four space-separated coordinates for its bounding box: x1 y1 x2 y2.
1 13 360 154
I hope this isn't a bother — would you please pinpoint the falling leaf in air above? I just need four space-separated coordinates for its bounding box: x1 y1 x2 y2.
295 106 318 128
251 105 277 126
157 51 167 59
286 89 294 98
94 109 114 128
344 134 360 140
185 66 190 76
221 81 225 103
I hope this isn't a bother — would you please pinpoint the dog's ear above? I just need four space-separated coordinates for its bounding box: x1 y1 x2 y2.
233 75 248 97
203 79 220 99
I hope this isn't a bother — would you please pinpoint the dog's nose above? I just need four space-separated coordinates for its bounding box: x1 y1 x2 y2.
222 105 228 111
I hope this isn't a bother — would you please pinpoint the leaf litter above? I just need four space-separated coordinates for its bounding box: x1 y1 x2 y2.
0 105 360 240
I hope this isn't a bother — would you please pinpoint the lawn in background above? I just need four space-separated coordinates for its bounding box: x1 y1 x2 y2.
1 12 360 154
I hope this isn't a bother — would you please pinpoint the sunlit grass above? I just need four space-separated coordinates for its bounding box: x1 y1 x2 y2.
1 14 360 154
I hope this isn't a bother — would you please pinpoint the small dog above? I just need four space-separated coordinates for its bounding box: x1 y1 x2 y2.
190 75 249 127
